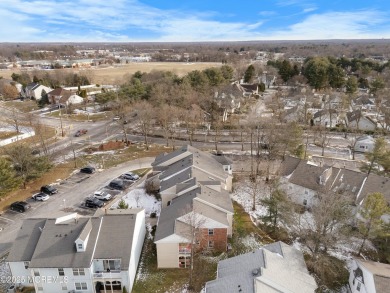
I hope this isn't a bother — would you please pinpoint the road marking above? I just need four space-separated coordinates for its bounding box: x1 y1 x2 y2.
0 216 14 223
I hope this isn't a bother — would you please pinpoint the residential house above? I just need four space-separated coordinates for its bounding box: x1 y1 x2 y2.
346 110 377 131
23 83 52 100
66 94 84 106
354 136 375 153
7 210 145 293
47 88 72 105
154 181 234 268
239 84 259 98
151 145 233 208
349 258 390 293
280 156 390 217
353 96 375 112
214 84 243 122
205 241 317 293
280 156 366 208
313 109 339 127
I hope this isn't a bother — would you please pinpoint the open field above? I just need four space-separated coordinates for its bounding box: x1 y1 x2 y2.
0 62 222 85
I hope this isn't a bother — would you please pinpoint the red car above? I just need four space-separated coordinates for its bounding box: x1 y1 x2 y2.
75 129 88 137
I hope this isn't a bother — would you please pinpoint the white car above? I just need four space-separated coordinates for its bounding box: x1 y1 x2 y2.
93 191 113 201
32 192 50 201
121 172 140 181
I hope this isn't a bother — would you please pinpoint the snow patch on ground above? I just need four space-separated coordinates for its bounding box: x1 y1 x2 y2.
231 181 268 224
111 181 161 217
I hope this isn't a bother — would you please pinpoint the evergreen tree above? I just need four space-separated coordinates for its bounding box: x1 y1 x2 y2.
357 193 390 255
243 65 255 83
0 158 22 197
118 199 129 209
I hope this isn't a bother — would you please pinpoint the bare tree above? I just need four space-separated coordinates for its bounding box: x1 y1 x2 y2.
133 101 155 150
313 126 332 156
298 190 353 256
177 205 207 290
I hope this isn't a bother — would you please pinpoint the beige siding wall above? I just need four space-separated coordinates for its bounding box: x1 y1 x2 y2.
156 243 179 268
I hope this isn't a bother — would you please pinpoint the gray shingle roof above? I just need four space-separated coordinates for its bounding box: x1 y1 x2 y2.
288 161 366 197
197 185 234 213
357 173 390 205
8 213 141 269
160 168 193 192
205 242 317 293
29 218 97 268
94 214 136 270
279 156 301 176
154 190 198 242
7 219 46 262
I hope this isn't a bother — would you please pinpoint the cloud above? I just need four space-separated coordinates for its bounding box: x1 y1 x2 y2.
303 7 317 13
262 10 390 40
0 1 389 42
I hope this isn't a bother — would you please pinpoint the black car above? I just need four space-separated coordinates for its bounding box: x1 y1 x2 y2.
109 179 126 190
10 201 31 213
80 166 96 174
40 185 58 195
85 197 104 208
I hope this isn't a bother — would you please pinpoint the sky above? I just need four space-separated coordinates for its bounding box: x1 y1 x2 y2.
0 0 390 42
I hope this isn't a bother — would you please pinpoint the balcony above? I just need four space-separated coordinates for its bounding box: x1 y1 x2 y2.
178 248 191 255
93 270 122 279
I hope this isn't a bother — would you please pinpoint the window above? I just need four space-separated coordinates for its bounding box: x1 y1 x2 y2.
357 282 361 291
73 268 85 276
61 284 67 291
304 190 308 195
77 243 83 249
24 261 30 269
103 259 121 271
303 199 307 206
179 256 191 268
75 282 87 290
208 229 214 235
58 268 64 276
37 285 43 292
208 241 214 248
33 270 40 276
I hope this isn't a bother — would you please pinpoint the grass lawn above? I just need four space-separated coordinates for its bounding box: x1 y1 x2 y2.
0 131 18 139
47 110 108 122
81 143 171 169
0 160 78 212
4 100 38 113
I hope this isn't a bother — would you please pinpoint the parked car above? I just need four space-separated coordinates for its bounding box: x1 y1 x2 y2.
85 197 105 208
93 191 113 201
75 129 88 137
113 115 121 121
10 201 31 213
32 192 50 201
109 179 126 190
121 172 140 181
40 185 58 195
80 166 96 174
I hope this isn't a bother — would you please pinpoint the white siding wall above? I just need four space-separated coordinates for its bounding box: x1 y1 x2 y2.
8 262 31 286
349 260 375 293
281 180 317 208
127 210 146 292
156 243 179 268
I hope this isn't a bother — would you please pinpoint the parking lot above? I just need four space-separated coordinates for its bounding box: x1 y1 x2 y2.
0 157 154 255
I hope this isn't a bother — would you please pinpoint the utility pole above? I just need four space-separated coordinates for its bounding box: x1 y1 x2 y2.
59 105 65 137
